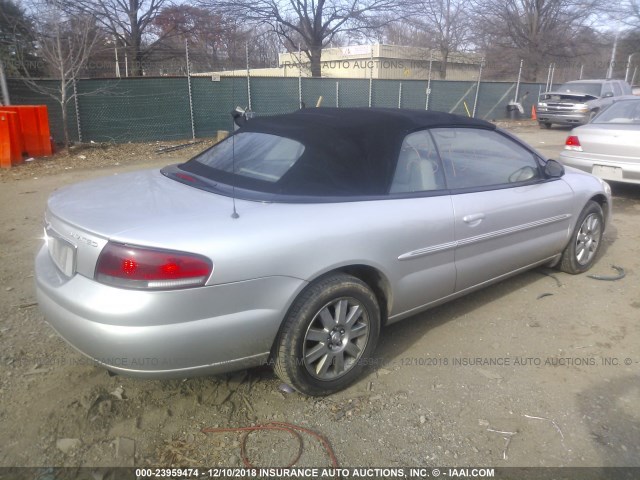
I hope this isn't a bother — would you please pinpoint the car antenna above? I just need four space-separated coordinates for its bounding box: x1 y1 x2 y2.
231 78 239 219
231 130 239 219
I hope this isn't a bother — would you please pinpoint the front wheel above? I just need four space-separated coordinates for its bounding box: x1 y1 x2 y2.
539 122 552 129
559 201 604 274
273 273 381 396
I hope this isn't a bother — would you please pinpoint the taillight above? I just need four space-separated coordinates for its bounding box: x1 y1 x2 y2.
95 242 212 290
565 135 583 152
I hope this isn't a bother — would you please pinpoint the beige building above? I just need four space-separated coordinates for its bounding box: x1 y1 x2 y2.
194 44 482 80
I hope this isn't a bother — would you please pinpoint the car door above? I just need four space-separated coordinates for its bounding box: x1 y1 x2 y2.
431 127 575 293
386 129 457 319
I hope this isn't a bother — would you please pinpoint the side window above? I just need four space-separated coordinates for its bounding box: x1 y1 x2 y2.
602 82 614 96
390 130 446 193
612 82 622 96
430 128 541 190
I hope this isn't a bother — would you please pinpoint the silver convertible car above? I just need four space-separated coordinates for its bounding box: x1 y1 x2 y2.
36 108 612 395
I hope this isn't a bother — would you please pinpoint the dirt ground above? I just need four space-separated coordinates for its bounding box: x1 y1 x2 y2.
1 125 639 471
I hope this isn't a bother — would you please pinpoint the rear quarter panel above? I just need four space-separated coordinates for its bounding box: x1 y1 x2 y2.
113 195 458 319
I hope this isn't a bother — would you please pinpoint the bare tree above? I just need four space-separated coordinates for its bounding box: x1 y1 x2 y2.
407 0 471 79
206 0 400 77
1 0 40 76
59 0 173 76
15 5 100 151
151 5 279 72
604 1 640 80
250 27 282 68
616 0 640 27
472 0 608 81
381 21 426 47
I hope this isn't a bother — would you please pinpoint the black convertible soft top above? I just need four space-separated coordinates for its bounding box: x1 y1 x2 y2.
246 107 493 134
179 108 495 198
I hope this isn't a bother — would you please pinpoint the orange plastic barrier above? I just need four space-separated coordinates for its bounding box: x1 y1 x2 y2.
0 105 53 157
0 112 12 168
35 106 53 156
0 110 24 165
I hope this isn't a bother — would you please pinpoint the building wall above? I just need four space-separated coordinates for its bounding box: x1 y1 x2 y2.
195 44 483 80
281 44 482 80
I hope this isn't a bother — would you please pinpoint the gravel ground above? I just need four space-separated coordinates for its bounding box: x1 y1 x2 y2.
1 124 639 472
0 139 217 182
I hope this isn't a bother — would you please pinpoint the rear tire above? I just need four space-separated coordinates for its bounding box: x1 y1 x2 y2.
539 122 552 129
273 273 380 396
559 201 604 274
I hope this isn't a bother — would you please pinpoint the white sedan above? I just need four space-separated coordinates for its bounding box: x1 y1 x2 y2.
560 96 640 184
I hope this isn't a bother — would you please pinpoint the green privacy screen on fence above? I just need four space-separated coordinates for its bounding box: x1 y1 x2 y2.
7 77 545 145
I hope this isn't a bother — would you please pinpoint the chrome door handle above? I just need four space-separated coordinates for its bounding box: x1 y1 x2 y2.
463 213 485 223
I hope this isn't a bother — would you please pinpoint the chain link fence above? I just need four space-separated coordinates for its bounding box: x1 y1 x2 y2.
7 73 551 145
7 42 634 146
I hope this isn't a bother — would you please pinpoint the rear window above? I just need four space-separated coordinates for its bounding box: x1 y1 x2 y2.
178 126 393 197
192 132 305 183
557 82 602 97
593 100 640 124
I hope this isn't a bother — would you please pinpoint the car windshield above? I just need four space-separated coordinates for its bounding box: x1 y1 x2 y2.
556 82 602 97
191 132 305 183
592 100 640 124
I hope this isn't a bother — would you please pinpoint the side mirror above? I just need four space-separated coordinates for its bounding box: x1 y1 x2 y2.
545 159 565 178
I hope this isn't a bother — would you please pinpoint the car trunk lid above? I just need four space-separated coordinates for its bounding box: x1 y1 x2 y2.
572 124 640 160
45 168 257 279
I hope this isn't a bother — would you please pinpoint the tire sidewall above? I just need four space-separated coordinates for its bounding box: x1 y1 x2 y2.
277 275 381 395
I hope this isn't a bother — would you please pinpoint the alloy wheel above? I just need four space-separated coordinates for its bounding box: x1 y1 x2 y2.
303 297 370 380
575 213 602 266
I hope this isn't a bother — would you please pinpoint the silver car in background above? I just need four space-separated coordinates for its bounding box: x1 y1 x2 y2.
36 108 612 395
560 96 640 184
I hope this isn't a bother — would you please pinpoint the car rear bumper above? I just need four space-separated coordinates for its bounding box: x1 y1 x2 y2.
537 111 589 125
35 245 306 378
560 152 640 185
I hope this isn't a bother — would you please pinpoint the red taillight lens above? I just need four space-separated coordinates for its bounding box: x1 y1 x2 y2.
565 135 582 151
95 242 213 290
